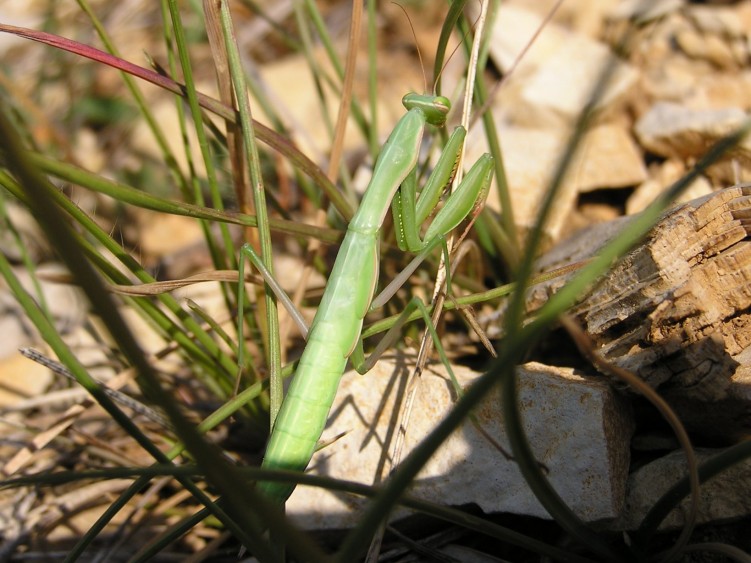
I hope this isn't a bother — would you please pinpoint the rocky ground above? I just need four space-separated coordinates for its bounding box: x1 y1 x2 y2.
1 0 751 560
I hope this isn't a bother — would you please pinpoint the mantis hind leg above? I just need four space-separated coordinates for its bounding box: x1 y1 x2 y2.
238 244 310 340
236 244 310 384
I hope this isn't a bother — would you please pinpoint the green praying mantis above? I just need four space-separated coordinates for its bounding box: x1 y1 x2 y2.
240 92 494 503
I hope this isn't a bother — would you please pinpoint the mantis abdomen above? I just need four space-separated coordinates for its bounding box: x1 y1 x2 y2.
259 230 380 502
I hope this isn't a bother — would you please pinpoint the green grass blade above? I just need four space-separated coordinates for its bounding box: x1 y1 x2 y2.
0 109 273 557
22 152 343 243
218 2 283 428
164 0 234 275
0 192 51 318
76 0 191 201
0 169 244 388
0 22 354 221
433 0 466 95
456 13 518 264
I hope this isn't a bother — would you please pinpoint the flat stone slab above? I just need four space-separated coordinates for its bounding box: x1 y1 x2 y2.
284 356 634 529
470 121 646 248
635 102 750 161
488 4 638 121
616 448 751 531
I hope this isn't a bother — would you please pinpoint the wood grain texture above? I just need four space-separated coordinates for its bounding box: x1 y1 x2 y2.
531 185 751 438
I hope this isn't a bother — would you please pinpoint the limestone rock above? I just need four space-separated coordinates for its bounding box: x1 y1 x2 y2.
471 124 580 249
520 37 638 122
488 4 639 123
575 123 647 192
634 102 751 184
626 160 712 215
488 4 572 74
679 4 751 69
470 122 645 248
284 356 634 529
617 448 751 530
635 102 749 160
685 71 751 111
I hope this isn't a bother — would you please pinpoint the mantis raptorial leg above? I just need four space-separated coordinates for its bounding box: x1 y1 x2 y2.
238 92 494 503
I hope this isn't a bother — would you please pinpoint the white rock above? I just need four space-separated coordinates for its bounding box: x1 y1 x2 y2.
626 160 712 215
635 102 751 184
617 448 751 531
488 5 639 123
642 58 700 104
685 71 751 110
284 356 634 529
520 38 638 121
488 4 573 73
468 122 645 247
472 124 580 248
634 102 749 160
497 0 622 40
575 123 647 192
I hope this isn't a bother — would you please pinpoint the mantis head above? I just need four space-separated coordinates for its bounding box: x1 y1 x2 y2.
402 93 451 128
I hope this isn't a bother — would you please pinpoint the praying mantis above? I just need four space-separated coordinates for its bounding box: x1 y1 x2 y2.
241 92 494 503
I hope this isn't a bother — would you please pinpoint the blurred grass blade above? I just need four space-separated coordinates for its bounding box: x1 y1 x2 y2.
218 1 283 429
0 105 284 558
432 0 466 96
76 0 192 201
21 152 343 244
0 22 353 221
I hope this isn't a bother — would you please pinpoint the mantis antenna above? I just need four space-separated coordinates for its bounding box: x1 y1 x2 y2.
391 2 428 94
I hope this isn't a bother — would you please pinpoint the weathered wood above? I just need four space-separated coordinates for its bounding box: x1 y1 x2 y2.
529 185 751 438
